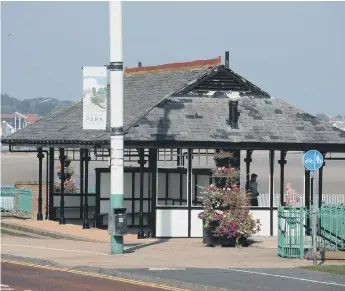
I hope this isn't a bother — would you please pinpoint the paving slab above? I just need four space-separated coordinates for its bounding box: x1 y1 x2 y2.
1 218 157 244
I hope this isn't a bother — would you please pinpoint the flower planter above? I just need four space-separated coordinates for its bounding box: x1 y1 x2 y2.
203 225 217 246
199 160 260 249
202 221 248 247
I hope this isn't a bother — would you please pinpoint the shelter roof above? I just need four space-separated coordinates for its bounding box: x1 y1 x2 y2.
3 56 273 147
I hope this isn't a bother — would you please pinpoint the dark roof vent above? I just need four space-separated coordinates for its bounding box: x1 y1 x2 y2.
225 51 229 68
227 97 240 128
186 112 203 119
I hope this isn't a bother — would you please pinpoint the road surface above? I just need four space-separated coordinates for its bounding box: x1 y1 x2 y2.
1 261 185 291
120 267 345 291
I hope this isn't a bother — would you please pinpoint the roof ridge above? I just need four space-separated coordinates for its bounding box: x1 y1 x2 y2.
124 57 221 76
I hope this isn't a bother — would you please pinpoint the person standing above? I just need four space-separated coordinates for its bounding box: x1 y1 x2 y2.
246 173 259 206
285 182 300 207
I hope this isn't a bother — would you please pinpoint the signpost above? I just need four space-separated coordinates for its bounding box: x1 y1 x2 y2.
303 150 324 266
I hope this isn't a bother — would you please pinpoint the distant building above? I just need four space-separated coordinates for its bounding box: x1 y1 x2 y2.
332 121 345 131
0 112 38 137
1 121 14 138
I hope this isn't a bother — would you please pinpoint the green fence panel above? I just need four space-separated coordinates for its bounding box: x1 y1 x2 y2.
278 204 345 259
318 204 345 251
277 206 305 259
17 188 32 213
0 186 16 211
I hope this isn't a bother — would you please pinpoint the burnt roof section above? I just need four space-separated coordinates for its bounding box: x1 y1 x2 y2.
124 97 345 147
172 65 270 98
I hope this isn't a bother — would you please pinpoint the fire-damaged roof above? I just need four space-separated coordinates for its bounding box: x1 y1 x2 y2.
3 55 344 151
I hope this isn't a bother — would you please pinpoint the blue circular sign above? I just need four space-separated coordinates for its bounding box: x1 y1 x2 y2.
303 150 324 171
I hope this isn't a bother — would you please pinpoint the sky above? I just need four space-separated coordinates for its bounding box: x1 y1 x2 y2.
1 1 345 115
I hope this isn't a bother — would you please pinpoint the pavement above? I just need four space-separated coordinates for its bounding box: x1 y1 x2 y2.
1 235 296 269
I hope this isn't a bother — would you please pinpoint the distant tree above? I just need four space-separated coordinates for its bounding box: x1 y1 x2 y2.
1 94 75 116
335 114 343 120
315 113 330 122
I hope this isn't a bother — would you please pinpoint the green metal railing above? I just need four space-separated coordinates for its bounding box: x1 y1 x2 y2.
318 204 345 252
0 186 16 212
17 188 32 213
278 204 345 259
278 206 305 259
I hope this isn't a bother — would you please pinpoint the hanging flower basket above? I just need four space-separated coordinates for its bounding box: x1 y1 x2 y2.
56 165 75 177
54 179 77 193
213 151 233 160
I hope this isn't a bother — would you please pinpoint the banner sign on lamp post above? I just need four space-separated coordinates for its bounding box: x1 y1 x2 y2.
82 66 107 130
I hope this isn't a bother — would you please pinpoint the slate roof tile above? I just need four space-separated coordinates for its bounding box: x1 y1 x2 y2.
124 97 345 145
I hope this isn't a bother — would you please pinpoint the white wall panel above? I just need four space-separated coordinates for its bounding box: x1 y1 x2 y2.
273 210 278 236
250 210 271 236
191 209 203 237
156 209 188 237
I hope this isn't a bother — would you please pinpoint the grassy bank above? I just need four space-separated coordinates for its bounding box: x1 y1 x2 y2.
301 264 345 275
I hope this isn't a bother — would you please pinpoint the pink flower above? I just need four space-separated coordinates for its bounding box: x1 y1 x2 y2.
215 210 224 215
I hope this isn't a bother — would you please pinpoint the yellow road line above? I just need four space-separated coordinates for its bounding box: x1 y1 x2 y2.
1 259 190 291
